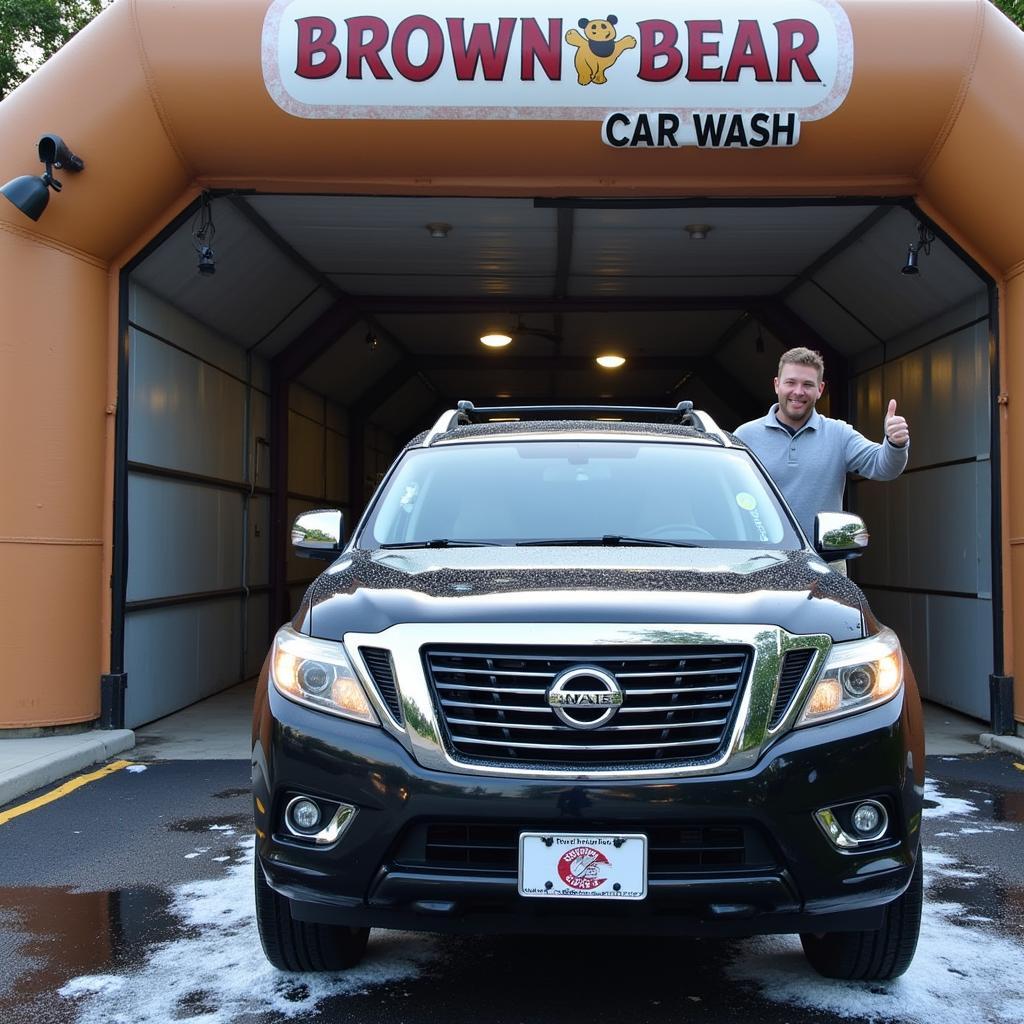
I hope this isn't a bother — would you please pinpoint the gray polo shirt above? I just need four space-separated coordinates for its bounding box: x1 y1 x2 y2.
733 405 908 540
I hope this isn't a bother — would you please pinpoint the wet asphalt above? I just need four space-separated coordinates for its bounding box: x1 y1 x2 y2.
0 753 1022 1024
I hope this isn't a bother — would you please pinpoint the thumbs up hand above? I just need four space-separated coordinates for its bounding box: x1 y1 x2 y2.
884 399 910 448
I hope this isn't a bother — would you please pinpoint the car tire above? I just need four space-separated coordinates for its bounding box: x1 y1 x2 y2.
799 850 923 981
254 849 370 972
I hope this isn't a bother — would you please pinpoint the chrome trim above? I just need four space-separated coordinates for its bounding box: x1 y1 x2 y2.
815 512 870 556
766 645 830 735
688 409 731 446
340 623 833 780
422 408 461 446
814 800 890 850
291 509 344 558
546 665 623 730
431 431 721 447
283 798 357 846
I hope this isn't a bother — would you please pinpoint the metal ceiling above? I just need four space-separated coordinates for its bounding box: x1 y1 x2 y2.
130 194 988 437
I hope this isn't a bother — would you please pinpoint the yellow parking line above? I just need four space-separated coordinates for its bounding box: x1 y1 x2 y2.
0 759 136 826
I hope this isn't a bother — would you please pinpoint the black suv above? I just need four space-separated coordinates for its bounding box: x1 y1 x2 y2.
252 402 924 980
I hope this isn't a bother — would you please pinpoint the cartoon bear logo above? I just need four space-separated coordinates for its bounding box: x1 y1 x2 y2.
565 15 637 86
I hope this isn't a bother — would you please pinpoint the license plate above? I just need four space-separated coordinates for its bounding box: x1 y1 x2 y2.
518 832 647 900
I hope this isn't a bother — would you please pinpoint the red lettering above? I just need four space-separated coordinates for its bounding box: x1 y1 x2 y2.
295 17 341 80
392 16 444 82
686 20 722 82
345 17 391 80
520 18 561 81
447 18 514 81
775 19 821 82
637 20 681 82
724 20 772 82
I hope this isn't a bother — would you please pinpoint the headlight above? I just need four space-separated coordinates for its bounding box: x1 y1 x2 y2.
270 625 378 725
797 626 903 727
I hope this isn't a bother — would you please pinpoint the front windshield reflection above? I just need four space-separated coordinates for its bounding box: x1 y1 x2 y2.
359 440 800 550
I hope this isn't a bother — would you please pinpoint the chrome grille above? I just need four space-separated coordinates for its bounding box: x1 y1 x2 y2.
422 645 751 767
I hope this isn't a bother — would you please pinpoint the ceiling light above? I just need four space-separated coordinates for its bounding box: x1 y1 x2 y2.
480 333 512 348
685 223 712 240
596 355 626 369
1 134 84 222
495 392 512 398
426 222 452 238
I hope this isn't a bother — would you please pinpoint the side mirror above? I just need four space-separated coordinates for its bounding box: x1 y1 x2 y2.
292 509 345 560
815 512 869 562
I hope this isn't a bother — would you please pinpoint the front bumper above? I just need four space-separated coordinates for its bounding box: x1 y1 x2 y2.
253 685 922 937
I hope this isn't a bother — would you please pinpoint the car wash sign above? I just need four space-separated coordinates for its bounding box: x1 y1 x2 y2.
262 1 853 147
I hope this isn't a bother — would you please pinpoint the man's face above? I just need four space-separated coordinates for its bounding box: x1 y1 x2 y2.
774 362 825 426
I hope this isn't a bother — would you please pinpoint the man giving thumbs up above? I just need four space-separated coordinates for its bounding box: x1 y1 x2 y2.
734 347 910 545
884 398 910 448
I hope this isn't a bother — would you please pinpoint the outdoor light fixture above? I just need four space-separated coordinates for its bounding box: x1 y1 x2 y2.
900 223 935 276
366 331 379 350
685 223 712 240
1 134 84 222
596 354 626 368
426 222 452 238
192 192 216 276
480 333 513 347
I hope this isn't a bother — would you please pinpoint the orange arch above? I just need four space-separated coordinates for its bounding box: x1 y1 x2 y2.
1 0 1022 726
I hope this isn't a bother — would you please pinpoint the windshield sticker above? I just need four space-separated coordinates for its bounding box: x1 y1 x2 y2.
736 492 768 541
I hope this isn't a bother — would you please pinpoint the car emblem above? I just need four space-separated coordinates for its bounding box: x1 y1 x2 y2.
546 666 623 729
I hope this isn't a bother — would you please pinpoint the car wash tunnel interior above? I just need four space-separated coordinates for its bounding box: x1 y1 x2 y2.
0 0 1022 735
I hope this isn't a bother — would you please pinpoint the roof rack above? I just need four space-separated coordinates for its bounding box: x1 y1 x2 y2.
422 400 731 446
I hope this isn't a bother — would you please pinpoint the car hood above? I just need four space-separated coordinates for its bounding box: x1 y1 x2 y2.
301 546 867 642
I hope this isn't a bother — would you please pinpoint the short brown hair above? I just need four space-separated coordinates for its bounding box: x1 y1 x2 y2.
778 347 825 381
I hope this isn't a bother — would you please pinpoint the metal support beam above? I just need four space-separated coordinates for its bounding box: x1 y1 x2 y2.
348 417 367 519
419 354 698 373
340 294 757 314
269 375 290 631
273 301 363 381
777 206 892 301
554 208 574 299
351 361 423 421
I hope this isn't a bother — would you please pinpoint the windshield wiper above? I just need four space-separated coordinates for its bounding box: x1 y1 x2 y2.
378 539 502 549
517 535 702 548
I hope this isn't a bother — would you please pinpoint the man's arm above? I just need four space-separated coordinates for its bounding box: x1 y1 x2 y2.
843 399 910 480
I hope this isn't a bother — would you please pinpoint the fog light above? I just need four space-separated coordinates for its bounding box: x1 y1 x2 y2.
852 801 885 836
287 797 321 832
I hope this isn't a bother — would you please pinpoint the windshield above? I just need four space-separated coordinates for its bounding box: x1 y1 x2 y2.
358 439 801 550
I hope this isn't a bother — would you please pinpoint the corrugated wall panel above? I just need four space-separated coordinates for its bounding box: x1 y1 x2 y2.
124 600 245 728
125 285 273 726
127 476 244 602
129 329 248 482
849 313 993 721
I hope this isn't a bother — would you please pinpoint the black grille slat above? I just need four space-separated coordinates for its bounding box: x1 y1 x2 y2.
769 649 816 728
406 822 773 876
423 644 751 768
360 647 404 724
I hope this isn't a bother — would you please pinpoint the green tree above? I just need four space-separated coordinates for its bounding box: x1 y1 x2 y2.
992 1 1024 28
0 1 109 100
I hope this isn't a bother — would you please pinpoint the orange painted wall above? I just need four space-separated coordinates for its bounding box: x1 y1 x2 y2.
0 0 1022 727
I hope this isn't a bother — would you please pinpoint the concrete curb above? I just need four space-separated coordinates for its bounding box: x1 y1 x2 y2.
0 730 136 809
979 732 1024 758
